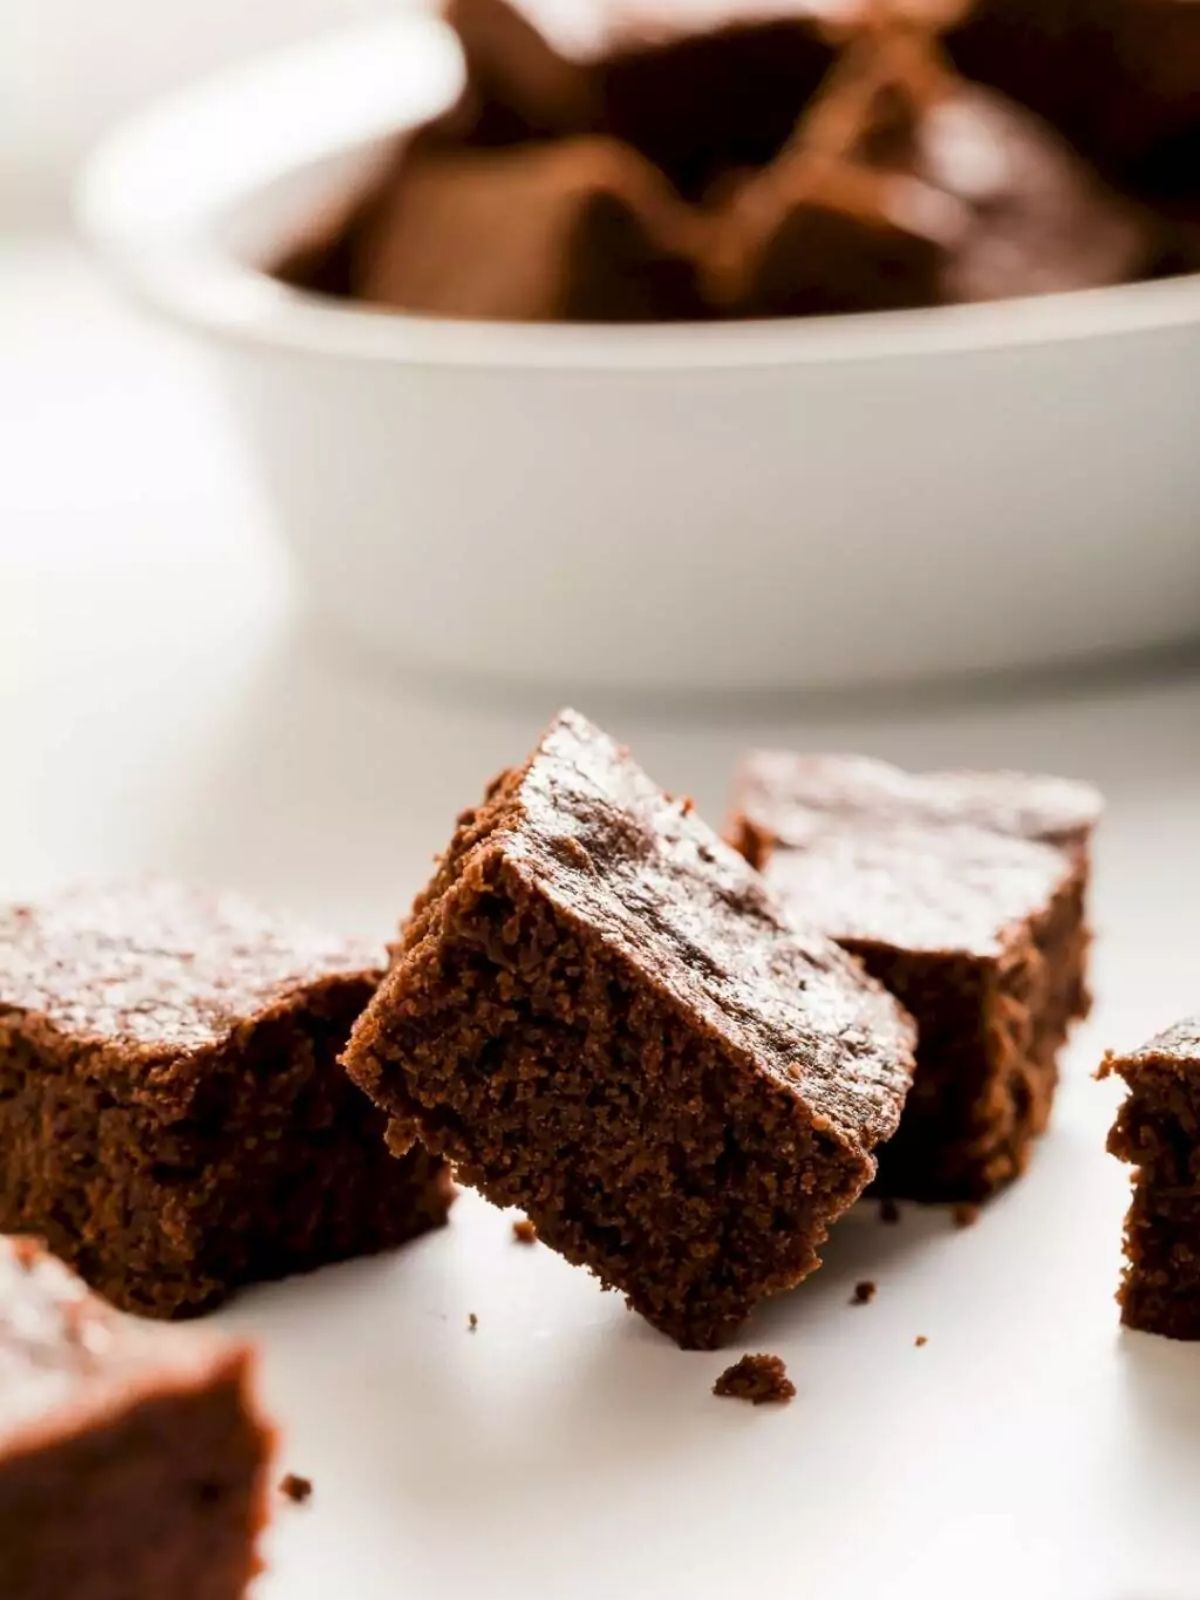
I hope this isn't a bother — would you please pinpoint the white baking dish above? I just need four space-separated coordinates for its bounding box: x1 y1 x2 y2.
77 15 1200 693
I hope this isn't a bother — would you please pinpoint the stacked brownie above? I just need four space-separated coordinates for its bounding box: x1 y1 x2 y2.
277 0 1199 318
729 752 1101 1199
0 1236 271 1600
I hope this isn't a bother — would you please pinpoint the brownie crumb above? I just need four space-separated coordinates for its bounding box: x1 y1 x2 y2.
880 1199 901 1224
952 1202 980 1229
280 1473 312 1505
851 1280 876 1305
467 1312 478 1332
512 1218 538 1245
713 1353 795 1405
915 1334 928 1347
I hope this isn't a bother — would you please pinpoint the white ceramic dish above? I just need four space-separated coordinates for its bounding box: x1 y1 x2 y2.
77 16 1200 695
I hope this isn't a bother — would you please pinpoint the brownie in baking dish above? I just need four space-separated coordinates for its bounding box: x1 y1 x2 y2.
729 753 1098 1201
343 709 916 1349
0 1235 272 1600
1102 1017 1200 1338
0 882 453 1318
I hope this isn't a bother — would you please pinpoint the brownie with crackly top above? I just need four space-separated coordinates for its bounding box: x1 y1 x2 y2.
0 883 453 1319
342 709 916 1349
732 751 1102 861
728 753 1099 1201
1102 1017 1200 1339
0 1236 272 1599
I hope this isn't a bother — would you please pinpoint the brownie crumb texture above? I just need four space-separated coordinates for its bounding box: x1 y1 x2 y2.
915 1335 928 1347
468 1313 479 1332
280 1473 313 1505
713 1354 795 1406
512 1218 538 1245
851 1280 877 1305
342 709 915 1349
1103 1016 1200 1338
0 881 454 1320
952 1203 981 1229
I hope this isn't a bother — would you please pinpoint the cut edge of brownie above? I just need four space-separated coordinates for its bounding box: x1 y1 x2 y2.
726 759 1095 1203
0 889 455 1320
345 710 915 1348
858 846 1088 1201
1102 1018 1200 1338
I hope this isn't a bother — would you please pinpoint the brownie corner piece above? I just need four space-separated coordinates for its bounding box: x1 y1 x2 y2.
0 882 453 1319
1104 1016 1200 1339
344 708 915 1349
0 1237 273 1600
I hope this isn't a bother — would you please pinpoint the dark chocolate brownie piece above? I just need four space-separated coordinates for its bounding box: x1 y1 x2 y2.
0 883 453 1319
1102 1017 1200 1339
729 756 1094 1199
445 0 837 198
0 1236 271 1599
708 155 951 316
344 709 916 1349
351 135 705 320
712 1352 795 1404
711 28 1159 313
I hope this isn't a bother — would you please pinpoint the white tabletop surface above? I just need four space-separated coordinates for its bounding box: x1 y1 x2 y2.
3 239 1199 1600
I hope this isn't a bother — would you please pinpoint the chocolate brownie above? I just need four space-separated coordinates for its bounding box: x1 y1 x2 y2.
0 883 453 1319
711 28 1158 313
446 0 837 197
0 1236 271 1599
350 136 704 320
1102 1017 1200 1338
343 710 916 1349
729 754 1097 1200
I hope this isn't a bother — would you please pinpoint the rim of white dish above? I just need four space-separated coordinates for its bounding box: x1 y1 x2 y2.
77 14 1200 373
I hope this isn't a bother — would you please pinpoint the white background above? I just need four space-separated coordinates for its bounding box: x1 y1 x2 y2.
2 236 1199 1598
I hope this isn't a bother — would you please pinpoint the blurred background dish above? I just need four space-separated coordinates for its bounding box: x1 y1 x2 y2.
78 16 1200 695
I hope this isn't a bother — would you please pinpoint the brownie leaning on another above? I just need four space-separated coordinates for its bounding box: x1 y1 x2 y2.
342 709 917 1350
727 752 1100 1201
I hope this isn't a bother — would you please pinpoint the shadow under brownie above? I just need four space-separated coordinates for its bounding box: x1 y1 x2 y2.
728 753 1098 1201
0 1236 272 1600
0 882 453 1319
1102 1016 1200 1339
343 709 916 1349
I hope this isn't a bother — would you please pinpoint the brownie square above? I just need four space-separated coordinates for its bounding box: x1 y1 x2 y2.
351 135 705 321
0 883 454 1319
445 0 835 199
1102 1017 1200 1338
0 1236 271 1600
343 710 916 1349
729 753 1099 1201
